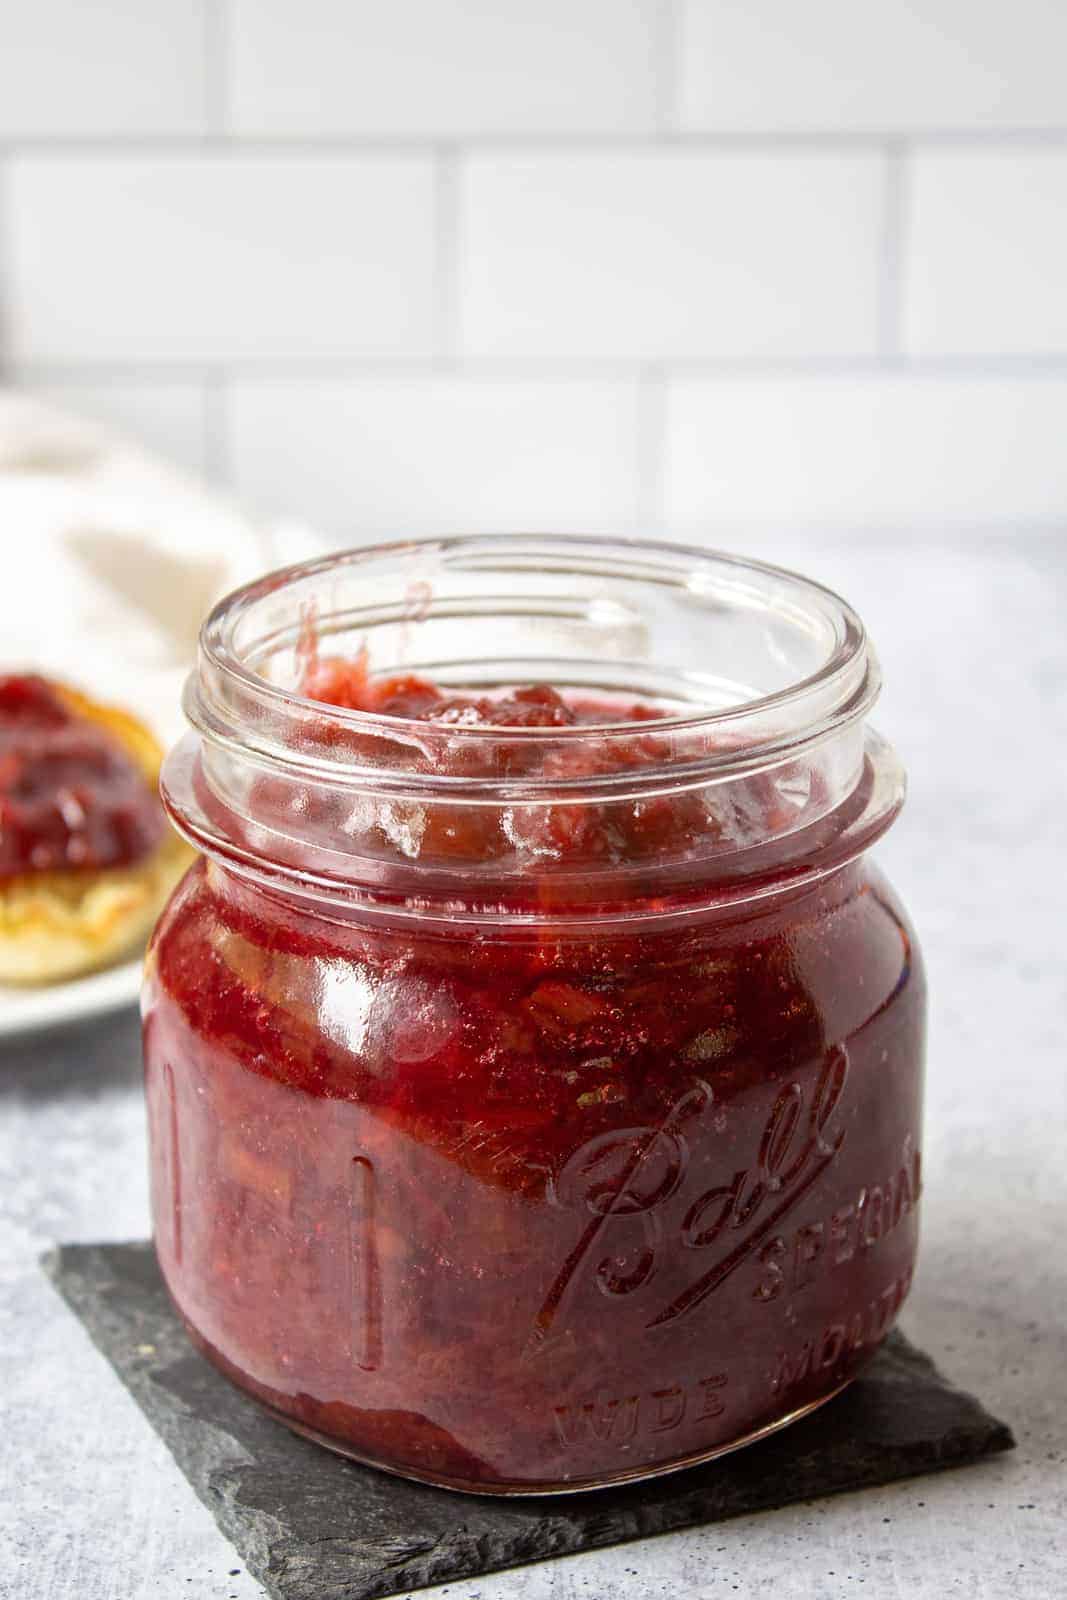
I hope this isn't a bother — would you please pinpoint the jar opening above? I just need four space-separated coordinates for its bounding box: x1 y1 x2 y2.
165 536 903 921
193 535 874 774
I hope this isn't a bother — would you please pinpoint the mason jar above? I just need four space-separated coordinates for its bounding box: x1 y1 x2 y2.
143 535 925 1494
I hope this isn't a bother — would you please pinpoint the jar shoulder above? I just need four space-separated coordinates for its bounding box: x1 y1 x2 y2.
147 858 924 1107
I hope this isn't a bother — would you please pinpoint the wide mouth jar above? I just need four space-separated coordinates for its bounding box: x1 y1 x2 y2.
146 534 925 1495
165 534 902 922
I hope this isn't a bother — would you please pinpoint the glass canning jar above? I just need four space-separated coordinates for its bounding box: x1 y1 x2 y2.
143 535 926 1495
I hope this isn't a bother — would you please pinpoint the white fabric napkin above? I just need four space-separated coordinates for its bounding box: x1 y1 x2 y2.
0 392 271 745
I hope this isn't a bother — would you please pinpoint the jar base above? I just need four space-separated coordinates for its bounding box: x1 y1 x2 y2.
264 1380 855 1497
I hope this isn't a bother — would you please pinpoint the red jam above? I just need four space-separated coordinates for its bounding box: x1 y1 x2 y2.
145 626 924 1492
0 674 165 880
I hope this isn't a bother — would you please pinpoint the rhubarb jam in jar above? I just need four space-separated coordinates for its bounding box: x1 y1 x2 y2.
143 537 925 1494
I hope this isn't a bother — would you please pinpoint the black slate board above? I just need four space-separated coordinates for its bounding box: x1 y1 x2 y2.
43 1241 1014 1600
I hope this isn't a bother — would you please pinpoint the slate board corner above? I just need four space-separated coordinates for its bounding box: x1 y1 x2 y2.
44 1241 1015 1600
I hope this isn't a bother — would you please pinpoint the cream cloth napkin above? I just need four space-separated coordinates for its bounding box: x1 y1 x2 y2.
0 392 271 745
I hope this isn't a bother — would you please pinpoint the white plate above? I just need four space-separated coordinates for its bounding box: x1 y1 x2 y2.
0 956 142 1040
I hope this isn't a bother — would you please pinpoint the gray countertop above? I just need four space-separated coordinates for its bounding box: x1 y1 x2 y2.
2 537 1064 1600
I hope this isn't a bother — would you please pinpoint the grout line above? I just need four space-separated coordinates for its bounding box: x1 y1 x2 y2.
11 354 1067 382
654 0 680 136
636 367 668 530
1 128 1067 157
878 141 909 359
432 146 461 367
0 138 435 161
205 0 231 138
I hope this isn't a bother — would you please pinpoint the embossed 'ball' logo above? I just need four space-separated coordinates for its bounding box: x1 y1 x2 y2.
527 1049 850 1354
550 1081 709 1297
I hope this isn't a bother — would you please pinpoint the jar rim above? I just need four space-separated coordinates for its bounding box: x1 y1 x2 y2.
167 535 903 922
189 534 879 795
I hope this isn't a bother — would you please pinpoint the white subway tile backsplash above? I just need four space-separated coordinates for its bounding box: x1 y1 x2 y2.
0 0 209 137
677 0 1067 133
16 380 211 478
460 152 884 360
6 157 436 364
664 376 1067 529
229 377 641 536
230 0 658 136
0 4 1060 546
905 149 1067 357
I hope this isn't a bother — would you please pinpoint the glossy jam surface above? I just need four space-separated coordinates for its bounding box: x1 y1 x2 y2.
0 674 165 880
145 664 925 1492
